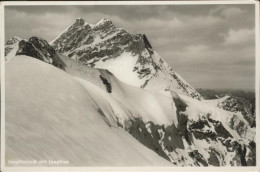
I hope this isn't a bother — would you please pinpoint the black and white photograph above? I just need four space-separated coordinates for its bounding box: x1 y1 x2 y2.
1 1 259 170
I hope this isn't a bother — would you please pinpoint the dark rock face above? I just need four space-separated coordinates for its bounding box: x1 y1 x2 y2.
127 119 171 161
53 20 93 55
208 152 219 166
16 37 65 70
247 141 256 166
17 40 45 61
218 96 255 127
171 71 202 100
173 97 190 144
189 150 208 166
123 96 190 165
208 118 233 139
29 37 55 58
99 75 112 93
228 115 248 137
121 107 255 166
188 119 218 141
119 95 249 166
142 34 152 50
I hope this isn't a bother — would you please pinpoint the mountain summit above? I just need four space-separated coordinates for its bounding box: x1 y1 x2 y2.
51 18 203 100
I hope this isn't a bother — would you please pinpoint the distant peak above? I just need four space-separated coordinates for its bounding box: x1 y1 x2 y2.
95 18 112 25
76 18 84 22
5 36 22 45
13 36 22 40
74 18 85 26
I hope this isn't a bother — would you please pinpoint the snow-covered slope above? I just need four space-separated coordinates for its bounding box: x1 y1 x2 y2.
203 95 230 107
51 18 202 100
52 52 256 166
55 53 178 126
6 54 255 166
5 55 172 166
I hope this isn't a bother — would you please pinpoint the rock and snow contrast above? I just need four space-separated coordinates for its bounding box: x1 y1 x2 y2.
5 36 21 62
51 18 202 100
5 18 256 167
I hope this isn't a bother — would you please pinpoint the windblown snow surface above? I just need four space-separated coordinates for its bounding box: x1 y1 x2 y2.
6 56 172 166
5 53 256 167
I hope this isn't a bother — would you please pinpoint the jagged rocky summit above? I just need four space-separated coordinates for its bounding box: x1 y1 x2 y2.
50 18 203 100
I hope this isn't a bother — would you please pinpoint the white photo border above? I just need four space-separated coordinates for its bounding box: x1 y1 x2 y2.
1 1 259 172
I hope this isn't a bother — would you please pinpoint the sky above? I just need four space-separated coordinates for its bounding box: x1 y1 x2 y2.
5 4 255 91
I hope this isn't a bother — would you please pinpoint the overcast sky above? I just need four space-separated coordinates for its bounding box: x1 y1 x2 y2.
5 5 255 91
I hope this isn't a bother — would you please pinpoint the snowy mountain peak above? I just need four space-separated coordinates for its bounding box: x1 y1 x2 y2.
5 36 21 46
72 18 114 29
95 18 113 26
51 18 203 100
76 17 84 21
13 36 22 40
92 18 116 32
74 18 86 26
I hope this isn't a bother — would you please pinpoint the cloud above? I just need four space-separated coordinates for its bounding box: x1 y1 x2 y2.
210 6 246 18
4 5 255 90
185 44 209 54
221 7 245 17
222 28 254 45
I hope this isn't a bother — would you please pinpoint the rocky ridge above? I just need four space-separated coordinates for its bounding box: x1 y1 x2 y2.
51 18 202 100
6 36 65 69
217 96 255 127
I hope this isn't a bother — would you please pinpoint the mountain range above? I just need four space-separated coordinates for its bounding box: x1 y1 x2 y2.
5 18 256 166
